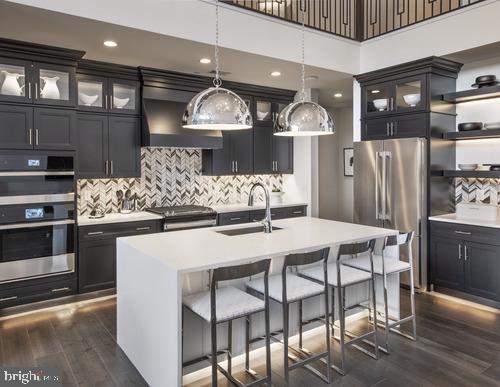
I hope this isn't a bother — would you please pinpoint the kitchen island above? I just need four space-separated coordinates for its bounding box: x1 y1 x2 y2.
116 217 399 387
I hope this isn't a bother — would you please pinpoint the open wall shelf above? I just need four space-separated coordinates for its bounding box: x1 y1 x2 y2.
439 170 500 178
442 85 500 104
443 128 500 140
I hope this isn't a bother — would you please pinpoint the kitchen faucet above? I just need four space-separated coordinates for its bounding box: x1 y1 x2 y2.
248 182 272 233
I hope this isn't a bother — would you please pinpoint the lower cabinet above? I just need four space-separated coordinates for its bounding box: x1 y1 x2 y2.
78 219 161 293
218 205 307 226
430 221 500 302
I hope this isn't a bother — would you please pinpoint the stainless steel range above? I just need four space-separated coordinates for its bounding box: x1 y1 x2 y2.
146 205 217 231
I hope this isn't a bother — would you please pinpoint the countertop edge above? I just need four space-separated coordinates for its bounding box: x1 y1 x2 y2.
78 212 164 226
429 214 500 229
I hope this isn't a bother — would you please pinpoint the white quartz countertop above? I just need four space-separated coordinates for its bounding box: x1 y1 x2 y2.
212 201 308 213
78 211 163 226
117 217 396 273
429 214 500 229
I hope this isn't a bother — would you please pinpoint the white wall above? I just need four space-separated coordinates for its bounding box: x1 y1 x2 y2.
10 0 360 75
455 55 500 165
318 107 354 222
359 0 500 73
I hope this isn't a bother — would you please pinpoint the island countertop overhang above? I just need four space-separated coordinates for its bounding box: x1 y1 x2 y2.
116 217 398 274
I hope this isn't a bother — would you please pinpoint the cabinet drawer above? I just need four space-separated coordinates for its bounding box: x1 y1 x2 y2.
287 206 307 217
78 220 160 241
0 278 76 308
218 211 250 226
250 207 287 221
431 221 500 246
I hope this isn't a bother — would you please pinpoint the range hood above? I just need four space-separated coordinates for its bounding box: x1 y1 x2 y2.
142 86 222 149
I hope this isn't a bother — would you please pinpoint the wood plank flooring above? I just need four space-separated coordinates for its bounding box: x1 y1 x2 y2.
1 291 499 387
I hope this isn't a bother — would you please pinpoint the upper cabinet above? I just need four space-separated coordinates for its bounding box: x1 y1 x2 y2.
254 98 287 127
77 62 140 115
356 57 463 140
0 59 77 107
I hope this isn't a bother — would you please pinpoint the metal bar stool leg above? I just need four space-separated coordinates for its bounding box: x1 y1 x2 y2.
283 302 290 386
227 320 232 376
410 264 417 340
265 298 272 384
370 274 380 359
383 272 390 353
211 320 218 387
245 316 250 372
298 299 303 349
339 285 346 373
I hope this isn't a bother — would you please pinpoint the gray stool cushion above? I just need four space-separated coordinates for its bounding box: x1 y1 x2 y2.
300 262 372 287
246 273 324 303
183 286 265 322
344 255 410 275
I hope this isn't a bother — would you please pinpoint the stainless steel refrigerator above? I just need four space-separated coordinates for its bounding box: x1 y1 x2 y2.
354 138 427 291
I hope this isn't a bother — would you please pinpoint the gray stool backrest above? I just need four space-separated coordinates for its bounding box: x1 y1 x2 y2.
384 231 414 248
281 247 330 304
337 239 376 259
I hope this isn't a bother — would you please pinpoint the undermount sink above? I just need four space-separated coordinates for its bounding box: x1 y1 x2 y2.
216 226 282 236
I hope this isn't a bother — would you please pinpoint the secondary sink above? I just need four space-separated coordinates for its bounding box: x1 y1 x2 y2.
216 226 282 236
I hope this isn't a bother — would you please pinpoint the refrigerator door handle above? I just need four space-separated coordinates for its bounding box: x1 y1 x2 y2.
385 151 392 220
380 151 387 221
375 151 384 220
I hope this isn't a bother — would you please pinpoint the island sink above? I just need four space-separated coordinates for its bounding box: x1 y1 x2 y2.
215 225 282 236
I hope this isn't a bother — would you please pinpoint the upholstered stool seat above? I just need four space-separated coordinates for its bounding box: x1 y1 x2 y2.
246 273 324 303
183 286 265 323
300 262 372 287
344 255 410 275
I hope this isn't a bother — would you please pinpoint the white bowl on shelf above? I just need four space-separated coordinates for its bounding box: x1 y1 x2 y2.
113 96 130 109
458 163 478 171
78 93 98 106
403 93 421 107
257 110 269 120
373 98 388 111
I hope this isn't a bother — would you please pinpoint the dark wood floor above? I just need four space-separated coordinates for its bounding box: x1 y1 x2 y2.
1 291 500 387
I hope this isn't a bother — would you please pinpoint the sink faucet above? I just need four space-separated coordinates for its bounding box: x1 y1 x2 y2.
248 182 272 233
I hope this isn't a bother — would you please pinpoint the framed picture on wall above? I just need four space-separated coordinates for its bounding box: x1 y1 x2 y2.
344 147 354 177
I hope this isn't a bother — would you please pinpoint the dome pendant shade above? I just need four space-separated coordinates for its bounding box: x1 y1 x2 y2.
274 101 335 136
183 87 253 130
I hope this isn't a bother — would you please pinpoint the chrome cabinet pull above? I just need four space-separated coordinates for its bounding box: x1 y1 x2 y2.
105 95 108 110
110 160 114 175
35 82 38 99
464 245 469 261
229 217 241 221
87 231 104 236
105 160 109 175
35 129 39 145
51 287 70 293
292 210 303 214
136 227 151 231
455 230 472 235
28 82 31 99
235 160 238 173
29 128 32 145
458 243 462 260
386 122 390 136
0 296 18 302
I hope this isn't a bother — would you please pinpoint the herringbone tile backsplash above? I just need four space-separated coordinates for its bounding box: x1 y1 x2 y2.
456 178 500 205
77 148 283 215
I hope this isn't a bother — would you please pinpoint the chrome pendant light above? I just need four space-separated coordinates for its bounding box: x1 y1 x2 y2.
183 0 252 130
274 6 334 137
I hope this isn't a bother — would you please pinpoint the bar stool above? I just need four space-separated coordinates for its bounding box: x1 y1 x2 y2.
344 231 417 353
299 240 379 375
246 248 331 386
182 259 272 387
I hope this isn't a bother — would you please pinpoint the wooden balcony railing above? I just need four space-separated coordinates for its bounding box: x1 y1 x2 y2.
225 0 486 41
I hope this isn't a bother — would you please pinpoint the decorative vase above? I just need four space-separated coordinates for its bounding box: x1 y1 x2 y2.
270 191 285 204
1 71 24 96
40 76 60 99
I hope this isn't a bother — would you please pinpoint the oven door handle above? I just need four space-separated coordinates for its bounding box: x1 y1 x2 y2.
0 171 74 176
0 193 74 205
0 219 75 230
164 219 216 231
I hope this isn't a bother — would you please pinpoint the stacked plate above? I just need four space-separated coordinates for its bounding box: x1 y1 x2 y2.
471 75 499 88
484 122 500 130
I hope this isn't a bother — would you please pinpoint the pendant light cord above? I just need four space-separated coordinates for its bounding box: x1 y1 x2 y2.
213 0 222 88
300 6 306 102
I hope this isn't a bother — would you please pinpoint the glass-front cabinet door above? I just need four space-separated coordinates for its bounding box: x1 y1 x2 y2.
34 63 76 107
363 83 392 117
77 75 106 112
394 75 426 113
0 58 32 103
255 99 273 126
109 79 140 114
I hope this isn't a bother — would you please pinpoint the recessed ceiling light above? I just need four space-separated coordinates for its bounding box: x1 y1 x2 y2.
371 89 380 94
305 75 319 81
270 71 281 77
200 58 211 64
103 40 117 48
334 93 343 98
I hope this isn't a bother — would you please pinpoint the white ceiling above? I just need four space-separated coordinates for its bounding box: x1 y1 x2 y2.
0 0 354 108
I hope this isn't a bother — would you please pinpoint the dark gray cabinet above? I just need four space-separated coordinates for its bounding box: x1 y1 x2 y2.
361 113 427 140
0 105 75 150
219 205 307 226
76 113 140 178
0 104 33 149
203 129 253 175
430 221 500 302
253 125 293 174
34 107 76 150
78 219 161 293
